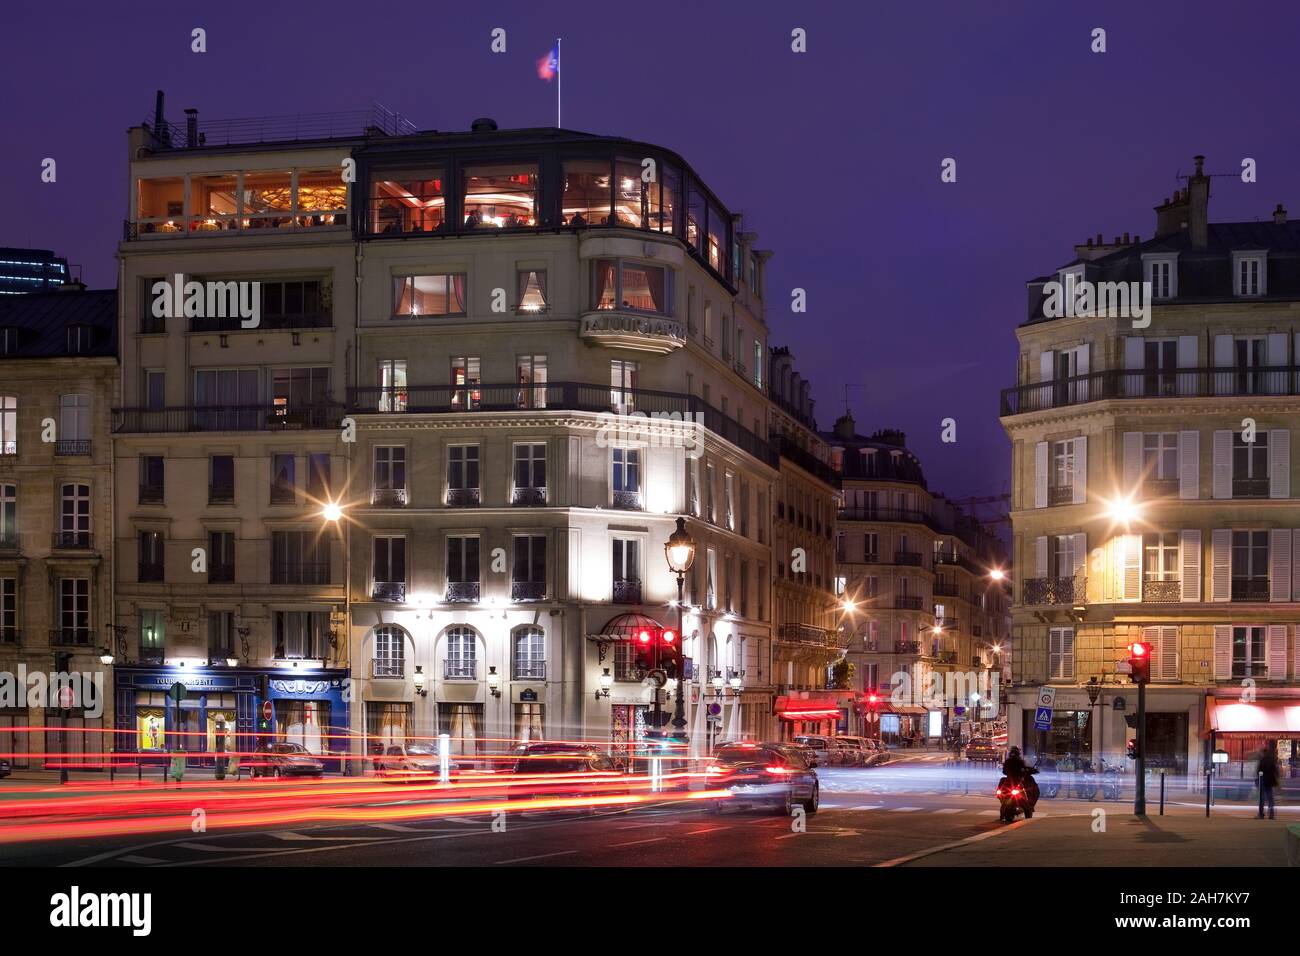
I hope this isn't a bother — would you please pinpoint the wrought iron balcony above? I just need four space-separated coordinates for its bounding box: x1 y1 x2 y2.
446 581 480 603
1002 365 1300 417
0 533 17 551
1047 485 1074 506
52 531 93 550
612 490 643 511
372 487 408 508
271 561 331 585
938 617 959 631
1022 575 1085 606
444 659 477 680
933 581 959 597
209 563 235 583
372 581 406 603
371 658 404 679
55 440 91 456
1143 477 1180 499
513 660 546 680
893 640 921 654
894 595 923 610
612 579 642 604
50 628 91 646
511 581 546 602
1232 579 1270 603
512 487 546 506
0 627 18 644
1232 477 1270 499
1142 579 1182 603
139 647 164 665
113 402 345 434
138 483 164 504
446 488 480 508
190 312 331 333
777 623 844 648
894 550 923 567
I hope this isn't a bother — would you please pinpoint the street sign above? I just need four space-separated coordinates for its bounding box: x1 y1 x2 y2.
262 700 273 721
167 681 188 704
647 668 668 688
1037 686 1056 709
1033 706 1053 731
1212 749 1229 764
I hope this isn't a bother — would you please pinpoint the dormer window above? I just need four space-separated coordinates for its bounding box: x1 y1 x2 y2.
1142 253 1178 300
1232 252 1266 297
66 325 93 354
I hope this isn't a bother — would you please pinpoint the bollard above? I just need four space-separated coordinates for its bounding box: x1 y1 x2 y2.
1257 770 1264 819
438 733 451 784
1205 769 1212 817
1159 771 1165 816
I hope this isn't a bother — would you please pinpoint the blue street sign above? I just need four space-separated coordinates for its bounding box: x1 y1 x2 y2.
1033 707 1053 731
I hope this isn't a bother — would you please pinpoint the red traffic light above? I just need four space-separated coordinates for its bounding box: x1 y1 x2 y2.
638 630 652 645
662 629 676 644
1128 642 1150 658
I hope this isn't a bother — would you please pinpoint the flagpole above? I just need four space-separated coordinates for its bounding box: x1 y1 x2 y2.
556 37 562 128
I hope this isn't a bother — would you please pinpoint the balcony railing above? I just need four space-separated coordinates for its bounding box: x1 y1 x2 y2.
138 563 164 583
446 488 480 508
0 533 17 551
444 659 477 680
209 563 235 583
50 628 91 646
52 532 93 550
773 435 842 488
446 581 480 603
372 581 406 603
612 490 643 511
932 552 988 576
513 660 546 680
777 623 846 649
371 487 408 508
1002 365 1300 417
1022 575 1085 606
55 440 91 456
838 507 941 531
190 312 330 333
511 581 546 602
371 658 404 679
612 579 642 604
893 641 921 654
347 381 779 468
894 595 923 610
933 582 959 597
1047 485 1074 506
1143 477 1180 499
113 403 346 434
271 562 330 585
139 484 165 504
894 551 923 567
1143 579 1181 603
1232 477 1270 499
938 617 959 631
1232 579 1270 603
512 487 546 507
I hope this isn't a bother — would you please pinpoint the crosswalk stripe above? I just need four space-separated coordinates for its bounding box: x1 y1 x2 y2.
931 808 963 814
889 806 922 812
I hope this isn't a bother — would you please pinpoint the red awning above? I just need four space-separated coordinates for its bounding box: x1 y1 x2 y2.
1205 696 1300 735
877 701 927 716
775 695 848 721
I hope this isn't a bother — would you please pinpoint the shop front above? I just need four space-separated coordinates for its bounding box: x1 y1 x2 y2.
1205 692 1300 791
775 691 856 740
113 665 350 769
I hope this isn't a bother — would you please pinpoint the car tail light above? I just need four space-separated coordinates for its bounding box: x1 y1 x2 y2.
765 765 792 775
1010 787 1022 797
706 765 723 775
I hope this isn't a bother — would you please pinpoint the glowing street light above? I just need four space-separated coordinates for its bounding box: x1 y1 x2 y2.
989 567 1006 582
1102 494 1142 527
321 501 343 522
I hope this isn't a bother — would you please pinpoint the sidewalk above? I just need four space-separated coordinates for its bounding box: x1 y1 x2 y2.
906 812 1293 867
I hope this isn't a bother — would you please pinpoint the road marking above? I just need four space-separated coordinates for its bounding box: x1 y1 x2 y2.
932 808 963 814
976 810 1000 816
848 804 882 811
875 817 1031 867
686 826 728 835
889 806 922 812
173 842 284 853
269 830 384 841
370 823 425 833
495 850 578 865
609 836 667 848
119 854 166 865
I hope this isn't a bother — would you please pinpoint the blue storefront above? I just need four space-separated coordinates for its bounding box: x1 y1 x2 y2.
113 665 350 770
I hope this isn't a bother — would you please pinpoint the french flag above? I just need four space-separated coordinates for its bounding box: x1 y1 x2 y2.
537 44 559 81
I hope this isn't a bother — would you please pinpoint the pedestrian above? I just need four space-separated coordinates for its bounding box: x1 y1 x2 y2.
1258 739 1281 820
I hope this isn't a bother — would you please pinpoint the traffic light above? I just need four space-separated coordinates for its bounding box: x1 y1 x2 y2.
1126 737 1139 760
634 629 654 673
1126 641 1152 684
661 629 678 679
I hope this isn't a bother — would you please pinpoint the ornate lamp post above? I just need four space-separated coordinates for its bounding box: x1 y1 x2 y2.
663 518 697 735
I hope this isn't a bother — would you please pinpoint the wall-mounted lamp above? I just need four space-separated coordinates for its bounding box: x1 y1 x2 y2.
487 666 502 698
98 647 114 666
413 665 427 697
595 667 613 700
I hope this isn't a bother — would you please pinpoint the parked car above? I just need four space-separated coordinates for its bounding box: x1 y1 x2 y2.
966 737 1003 763
863 738 891 765
507 743 627 807
706 743 819 814
375 743 459 780
0 756 10 778
833 736 869 766
251 742 325 778
793 735 840 767
781 740 821 768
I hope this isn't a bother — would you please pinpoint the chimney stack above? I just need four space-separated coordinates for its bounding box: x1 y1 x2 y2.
1188 155 1210 249
184 108 199 147
1274 203 1288 225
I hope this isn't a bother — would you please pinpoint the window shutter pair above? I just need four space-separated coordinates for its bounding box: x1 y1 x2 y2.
1142 625 1179 681
1033 437 1086 506
1212 428 1291 498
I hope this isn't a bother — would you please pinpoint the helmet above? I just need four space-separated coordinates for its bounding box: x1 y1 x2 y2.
1008 746 1021 757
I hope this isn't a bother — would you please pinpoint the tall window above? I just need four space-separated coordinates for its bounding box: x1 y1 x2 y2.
58 394 90 452
1231 530 1269 601
59 578 90 643
513 444 546 505
1143 532 1180 582
0 484 14 546
59 483 90 546
1048 626 1074 680
138 530 164 582
139 609 165 663
1142 433 1179 483
1233 431 1268 496
706 548 717 609
271 367 330 412
143 370 165 410
612 448 641 509
612 538 640 603
372 625 405 678
1236 257 1262 296
373 446 407 506
447 446 480 506
0 577 15 642
271 453 296 504
1050 534 1079 579
139 456 164 504
513 626 545 680
1149 260 1171 299
393 274 467 317
1049 440 1074 503
307 453 331 503
275 610 328 660
372 536 406 602
462 163 538 229
592 260 672 315
446 536 480 601
517 270 548 312
209 455 234 503
270 531 329 585
512 535 546 601
208 611 235 659
369 167 445 234
445 626 478 679
450 356 481 409
193 368 259 430
517 354 547 408
1231 625 1267 678
377 359 407 413
209 531 235 582
610 359 638 411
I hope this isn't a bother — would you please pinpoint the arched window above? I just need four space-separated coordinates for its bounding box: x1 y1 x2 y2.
706 632 719 677
512 626 545 680
372 625 406 678
445 626 478 680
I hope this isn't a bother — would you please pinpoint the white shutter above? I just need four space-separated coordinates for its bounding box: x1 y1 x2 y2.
1034 536 1048 578
1180 530 1201 602
1124 337 1145 369
1212 430 1233 499
1123 432 1142 494
1177 335 1198 396
1266 624 1288 680
1271 530 1293 602
1071 533 1087 576
1121 534 1141 601
1293 530 1300 601
1214 335 1234 396
1179 431 1199 499
1211 529 1231 602
1072 436 1087 504
1269 429 1290 498
1148 626 1179 682
1039 350 1054 383
1034 442 1048 508
1048 629 1061 679
1061 627 1076 680
1213 625 1233 680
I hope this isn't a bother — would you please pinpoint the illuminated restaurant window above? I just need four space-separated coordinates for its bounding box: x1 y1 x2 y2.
137 177 185 233
562 159 610 225
614 157 650 228
241 170 295 229
294 168 348 226
707 202 729 276
189 173 239 231
517 270 548 312
592 259 673 315
393 274 467 317
370 167 445 234
659 165 680 234
686 180 706 253
462 163 538 229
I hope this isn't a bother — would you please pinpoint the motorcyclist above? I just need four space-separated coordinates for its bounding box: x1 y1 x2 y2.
999 746 1039 813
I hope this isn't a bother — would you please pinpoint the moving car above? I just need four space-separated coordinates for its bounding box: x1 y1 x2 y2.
707 743 819 814
250 742 325 778
966 736 1003 763
375 743 459 780
507 743 628 808
0 756 10 778
792 734 840 767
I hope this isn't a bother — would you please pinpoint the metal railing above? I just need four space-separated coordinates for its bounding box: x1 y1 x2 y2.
444 659 477 680
777 623 846 649
49 628 91 646
0 533 17 550
372 487 408 508
0 628 18 644
209 563 235 583
139 484 164 504
371 658 404 679
446 488 480 508
190 312 330 333
1232 579 1270 602
774 435 841 488
612 490 643 511
446 582 480 603
612 579 642 604
513 660 546 680
113 403 345 434
372 582 406 603
208 484 235 504
893 641 921 654
894 595 923 610
512 487 546 506
145 102 417 149
55 440 91 456
138 563 164 583
511 581 546 602
1002 365 1300 416
1143 580 1181 603
894 551 923 567
839 507 940 530
1047 485 1074 506
1232 477 1270 499
1022 575 1085 606
52 532 93 550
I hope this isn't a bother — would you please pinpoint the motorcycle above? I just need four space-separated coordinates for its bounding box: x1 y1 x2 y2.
995 767 1039 823
1033 756 1062 798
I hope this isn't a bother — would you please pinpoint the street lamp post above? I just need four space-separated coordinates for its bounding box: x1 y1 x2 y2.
664 518 697 739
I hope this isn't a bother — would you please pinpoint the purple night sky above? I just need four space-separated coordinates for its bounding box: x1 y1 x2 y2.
5 0 1300 503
